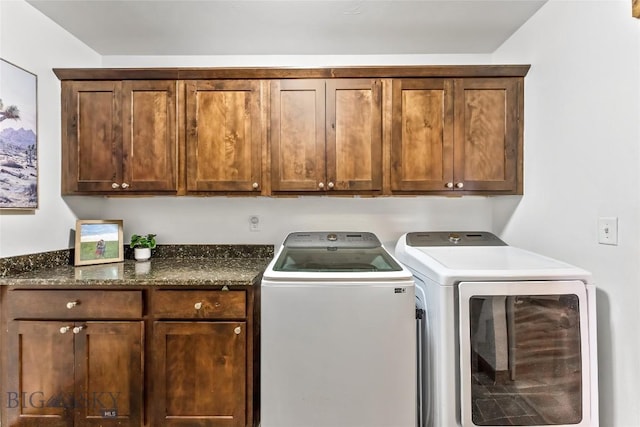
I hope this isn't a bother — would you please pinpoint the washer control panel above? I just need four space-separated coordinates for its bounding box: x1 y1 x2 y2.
283 232 381 248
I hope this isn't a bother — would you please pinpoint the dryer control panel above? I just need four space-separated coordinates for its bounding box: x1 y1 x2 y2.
406 231 507 247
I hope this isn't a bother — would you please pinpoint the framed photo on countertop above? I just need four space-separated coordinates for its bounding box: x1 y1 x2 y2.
74 219 124 266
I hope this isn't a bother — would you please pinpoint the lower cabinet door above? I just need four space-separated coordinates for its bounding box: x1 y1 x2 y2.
74 321 144 427
6 321 75 427
5 320 144 427
153 321 247 427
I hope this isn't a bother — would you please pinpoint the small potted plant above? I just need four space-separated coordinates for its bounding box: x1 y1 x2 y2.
130 233 157 261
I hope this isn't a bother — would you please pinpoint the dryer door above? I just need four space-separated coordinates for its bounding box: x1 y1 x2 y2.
458 280 591 427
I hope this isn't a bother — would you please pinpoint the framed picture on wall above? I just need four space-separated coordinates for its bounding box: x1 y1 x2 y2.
0 58 38 210
74 219 125 266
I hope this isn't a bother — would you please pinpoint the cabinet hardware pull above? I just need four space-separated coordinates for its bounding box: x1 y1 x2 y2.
72 326 84 334
194 302 203 310
66 301 78 309
456 182 464 189
111 183 120 189
327 182 335 189
121 182 130 189
59 326 71 334
234 327 242 335
318 182 325 189
252 182 259 190
222 285 229 291
445 182 454 189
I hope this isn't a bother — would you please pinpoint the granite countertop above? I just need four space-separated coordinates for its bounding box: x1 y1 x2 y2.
0 258 271 287
0 245 274 287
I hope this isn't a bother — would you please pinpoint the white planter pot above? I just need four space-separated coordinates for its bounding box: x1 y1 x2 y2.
134 247 151 261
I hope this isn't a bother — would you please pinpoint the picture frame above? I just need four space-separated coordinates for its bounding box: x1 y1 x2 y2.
74 219 124 266
0 58 38 210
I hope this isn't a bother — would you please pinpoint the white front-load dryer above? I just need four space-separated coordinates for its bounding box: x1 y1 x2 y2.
395 231 598 427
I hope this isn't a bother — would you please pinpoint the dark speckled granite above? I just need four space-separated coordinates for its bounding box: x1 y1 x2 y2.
0 249 71 277
0 245 275 285
0 258 272 287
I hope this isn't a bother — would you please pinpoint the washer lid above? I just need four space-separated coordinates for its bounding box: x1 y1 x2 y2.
264 231 413 281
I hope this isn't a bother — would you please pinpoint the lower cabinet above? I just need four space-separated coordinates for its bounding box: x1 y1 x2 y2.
6 320 143 427
152 322 247 427
1 287 256 427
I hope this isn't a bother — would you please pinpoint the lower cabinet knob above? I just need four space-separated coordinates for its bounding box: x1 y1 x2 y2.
234 326 242 335
252 182 259 190
111 183 120 189
66 301 78 309
59 326 71 334
194 302 203 310
121 182 130 189
318 182 325 189
446 182 454 189
456 182 464 189
72 326 84 334
327 182 335 189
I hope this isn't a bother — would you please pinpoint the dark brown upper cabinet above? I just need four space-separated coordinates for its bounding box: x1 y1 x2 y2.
61 80 177 194
55 65 528 197
185 80 263 194
391 77 523 195
270 79 382 194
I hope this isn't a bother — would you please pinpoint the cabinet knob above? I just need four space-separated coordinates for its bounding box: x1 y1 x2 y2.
327 181 335 189
194 302 203 310
234 326 242 335
456 182 464 189
445 182 454 189
222 285 229 291
59 326 71 334
121 182 130 189
111 183 120 189
66 301 78 309
252 182 259 190
72 326 84 334
318 182 325 189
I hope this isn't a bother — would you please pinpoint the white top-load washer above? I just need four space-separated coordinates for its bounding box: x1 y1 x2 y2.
395 231 598 427
261 232 416 427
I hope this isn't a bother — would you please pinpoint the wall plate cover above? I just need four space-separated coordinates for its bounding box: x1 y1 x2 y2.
598 217 618 245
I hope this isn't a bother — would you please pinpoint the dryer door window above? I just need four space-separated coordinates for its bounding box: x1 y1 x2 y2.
458 281 591 427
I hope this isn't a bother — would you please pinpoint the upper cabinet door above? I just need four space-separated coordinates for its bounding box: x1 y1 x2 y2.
186 80 262 193
63 81 122 193
62 80 178 194
453 78 520 192
326 79 382 192
270 79 326 192
122 80 177 192
391 78 454 191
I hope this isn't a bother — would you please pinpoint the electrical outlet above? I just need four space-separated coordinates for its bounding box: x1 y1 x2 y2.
249 215 260 232
598 217 618 245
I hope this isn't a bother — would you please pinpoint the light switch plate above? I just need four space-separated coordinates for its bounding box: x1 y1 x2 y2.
598 217 618 245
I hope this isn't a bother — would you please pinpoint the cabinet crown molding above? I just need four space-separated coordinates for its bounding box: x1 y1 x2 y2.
53 65 530 81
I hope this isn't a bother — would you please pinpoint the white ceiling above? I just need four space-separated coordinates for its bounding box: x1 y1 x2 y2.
26 0 547 56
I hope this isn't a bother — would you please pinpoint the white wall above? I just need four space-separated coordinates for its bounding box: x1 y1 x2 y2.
492 1 640 425
0 0 101 257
